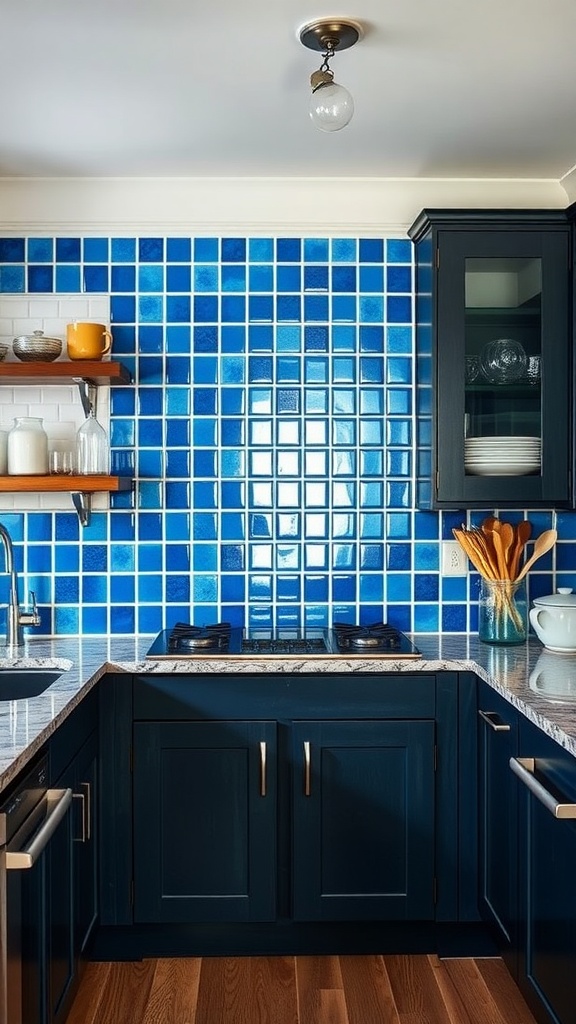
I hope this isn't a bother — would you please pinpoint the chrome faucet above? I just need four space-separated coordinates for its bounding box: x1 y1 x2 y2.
0 523 40 646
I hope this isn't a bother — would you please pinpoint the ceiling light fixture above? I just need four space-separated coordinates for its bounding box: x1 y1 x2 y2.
299 18 363 133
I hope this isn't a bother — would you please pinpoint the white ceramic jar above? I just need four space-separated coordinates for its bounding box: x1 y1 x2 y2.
7 416 48 474
529 589 576 652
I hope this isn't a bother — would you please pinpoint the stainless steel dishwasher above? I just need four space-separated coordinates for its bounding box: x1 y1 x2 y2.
0 753 72 1024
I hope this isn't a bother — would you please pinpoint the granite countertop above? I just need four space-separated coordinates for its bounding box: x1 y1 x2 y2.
0 633 575 790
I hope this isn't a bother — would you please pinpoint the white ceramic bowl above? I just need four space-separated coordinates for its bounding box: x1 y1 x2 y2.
13 330 62 362
529 590 576 652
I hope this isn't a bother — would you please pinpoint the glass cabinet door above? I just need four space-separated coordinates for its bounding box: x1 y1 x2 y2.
432 226 570 508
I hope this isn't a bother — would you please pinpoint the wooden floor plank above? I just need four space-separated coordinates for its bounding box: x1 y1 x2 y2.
141 957 202 1024
475 959 537 1024
383 954 453 1024
295 956 348 1024
63 962 112 1024
90 960 156 1024
194 956 299 1024
338 954 401 1024
425 956 474 1024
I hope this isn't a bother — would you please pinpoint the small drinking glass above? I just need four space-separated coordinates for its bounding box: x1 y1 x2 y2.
465 355 480 383
49 450 74 475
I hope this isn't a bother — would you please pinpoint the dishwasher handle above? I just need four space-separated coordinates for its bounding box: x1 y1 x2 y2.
6 788 73 870
509 757 576 819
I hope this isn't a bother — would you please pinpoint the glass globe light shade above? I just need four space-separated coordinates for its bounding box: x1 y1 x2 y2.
309 81 354 132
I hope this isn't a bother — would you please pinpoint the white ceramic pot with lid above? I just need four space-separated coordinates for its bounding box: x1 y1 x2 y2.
529 589 576 652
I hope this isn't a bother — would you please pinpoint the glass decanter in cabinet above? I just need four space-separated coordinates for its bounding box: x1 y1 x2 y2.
409 210 571 509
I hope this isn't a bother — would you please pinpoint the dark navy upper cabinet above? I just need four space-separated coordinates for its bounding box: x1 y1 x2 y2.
476 680 519 974
133 720 277 923
409 210 571 509
291 720 436 921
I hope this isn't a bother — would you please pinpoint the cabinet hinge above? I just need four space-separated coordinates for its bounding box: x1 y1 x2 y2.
435 247 440 270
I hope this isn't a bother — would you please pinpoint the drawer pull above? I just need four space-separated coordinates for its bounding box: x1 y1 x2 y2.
478 709 511 732
303 741 311 797
510 757 576 818
259 741 267 797
73 792 87 843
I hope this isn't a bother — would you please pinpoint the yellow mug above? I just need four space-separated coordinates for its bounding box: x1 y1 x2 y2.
66 322 112 361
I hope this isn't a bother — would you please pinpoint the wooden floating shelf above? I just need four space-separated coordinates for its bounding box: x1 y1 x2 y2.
0 360 132 386
0 475 133 493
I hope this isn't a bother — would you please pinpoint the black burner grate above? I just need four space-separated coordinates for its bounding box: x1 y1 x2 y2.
333 622 403 652
168 622 232 653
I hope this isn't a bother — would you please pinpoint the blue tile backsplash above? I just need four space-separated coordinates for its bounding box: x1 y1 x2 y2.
0 233 573 636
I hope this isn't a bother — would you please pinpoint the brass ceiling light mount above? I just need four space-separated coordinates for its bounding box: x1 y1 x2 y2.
298 18 364 132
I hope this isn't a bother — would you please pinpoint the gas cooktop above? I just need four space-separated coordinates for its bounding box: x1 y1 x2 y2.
145 622 422 660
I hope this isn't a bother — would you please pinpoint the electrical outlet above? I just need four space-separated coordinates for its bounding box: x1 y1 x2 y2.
441 540 468 576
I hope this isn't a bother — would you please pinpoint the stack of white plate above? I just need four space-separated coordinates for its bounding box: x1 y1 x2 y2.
465 436 541 476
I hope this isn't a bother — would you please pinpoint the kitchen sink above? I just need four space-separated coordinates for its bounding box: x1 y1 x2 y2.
0 670 62 701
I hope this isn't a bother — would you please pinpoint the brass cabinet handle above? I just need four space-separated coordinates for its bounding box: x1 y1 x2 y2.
259 741 267 797
510 757 576 818
478 709 511 732
303 741 311 797
81 781 92 840
6 789 73 869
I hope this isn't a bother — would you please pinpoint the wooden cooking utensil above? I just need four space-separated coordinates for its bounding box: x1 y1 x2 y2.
510 519 532 580
499 522 515 578
515 528 557 582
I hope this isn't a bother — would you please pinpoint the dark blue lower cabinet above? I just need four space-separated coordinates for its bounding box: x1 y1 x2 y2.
291 719 436 921
515 719 576 1024
476 680 519 969
133 720 277 923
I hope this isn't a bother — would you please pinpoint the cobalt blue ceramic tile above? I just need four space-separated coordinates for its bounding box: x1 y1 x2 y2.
332 266 356 292
83 237 109 262
138 481 163 509
167 237 191 262
221 389 245 416
0 238 24 262
166 419 190 447
165 544 190 571
193 513 217 540
165 481 191 509
305 576 329 602
386 450 411 477
556 543 576 570
138 605 163 634
110 605 136 633
276 574 301 601
248 295 274 323
138 512 163 540
276 389 300 414
304 266 328 291
221 238 246 262
442 605 467 631
358 295 383 322
414 604 439 631
221 512 245 539
557 512 576 539
359 266 384 291
82 544 108 572
360 450 383 476
194 237 218 262
387 605 412 632
333 358 356 384
386 356 412 385
83 512 108 541
221 544 245 570
332 575 356 601
56 237 81 262
111 295 136 322
359 575 384 602
442 577 467 601
304 238 329 262
165 326 192 355
386 239 412 263
193 482 217 509
166 356 191 384
193 387 217 414
166 575 191 602
139 238 164 262
109 262 134 290
357 326 383 353
276 238 301 262
360 357 384 383
414 573 439 601
27 237 53 262
276 357 300 383
332 295 356 322
26 513 51 542
221 451 245 477
221 575 246 602
194 295 218 322
222 264 246 291
28 265 53 291
0 266 25 291
111 575 135 601
249 514 272 538
167 264 191 291
166 450 190 477
138 356 163 383
387 326 413 353
138 264 164 292
219 294 243 321
248 238 273 262
386 573 411 601
387 389 411 415
249 264 274 291
56 264 81 291
387 265 412 292
54 575 79 603
359 482 383 507
331 238 356 262
194 265 218 292
220 356 245 384
165 513 191 540
276 295 300 321
387 296 412 323
138 544 163 570
220 325 245 352
83 265 108 291
193 450 216 476
360 513 384 539
359 389 384 415
55 513 79 542
55 546 79 572
138 296 163 323
193 419 216 446
386 481 412 508
111 513 135 541
277 265 301 291
138 324 163 352
333 543 356 568
55 607 79 634
386 542 411 570
111 238 136 262
304 295 330 323
193 325 217 352
138 418 162 447
386 418 411 446
330 325 355 352
359 239 384 263
192 575 216 602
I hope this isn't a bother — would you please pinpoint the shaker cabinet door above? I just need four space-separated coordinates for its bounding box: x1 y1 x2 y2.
133 720 277 924
291 719 436 921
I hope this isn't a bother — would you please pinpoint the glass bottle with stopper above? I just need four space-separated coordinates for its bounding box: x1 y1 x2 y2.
76 408 109 474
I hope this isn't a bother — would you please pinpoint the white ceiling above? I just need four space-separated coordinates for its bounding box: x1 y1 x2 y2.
2 0 576 183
